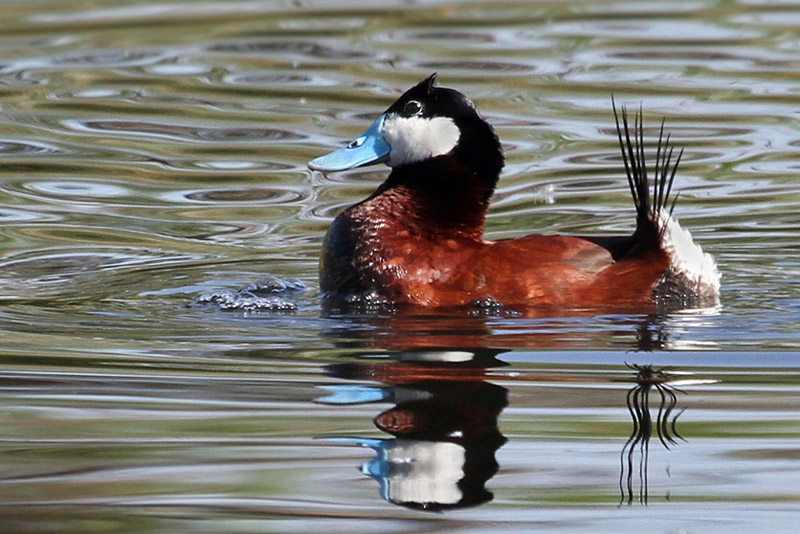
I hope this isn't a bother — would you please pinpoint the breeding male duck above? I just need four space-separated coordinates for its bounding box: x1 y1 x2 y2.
309 74 719 311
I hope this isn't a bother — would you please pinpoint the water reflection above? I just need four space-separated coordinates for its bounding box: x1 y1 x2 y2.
321 306 720 351
619 364 687 506
321 350 716 511
320 350 507 511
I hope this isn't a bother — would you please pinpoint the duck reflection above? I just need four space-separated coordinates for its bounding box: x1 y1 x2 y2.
321 304 721 352
319 348 709 510
320 350 508 511
619 364 691 506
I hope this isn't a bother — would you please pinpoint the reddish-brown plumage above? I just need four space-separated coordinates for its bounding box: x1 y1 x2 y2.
321 184 669 309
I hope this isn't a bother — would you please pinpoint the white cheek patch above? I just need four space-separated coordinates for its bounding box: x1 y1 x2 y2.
381 115 461 167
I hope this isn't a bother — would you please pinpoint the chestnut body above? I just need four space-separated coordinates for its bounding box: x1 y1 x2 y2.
320 170 669 308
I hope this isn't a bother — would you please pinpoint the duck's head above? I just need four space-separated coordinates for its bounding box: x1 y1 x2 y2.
309 74 504 184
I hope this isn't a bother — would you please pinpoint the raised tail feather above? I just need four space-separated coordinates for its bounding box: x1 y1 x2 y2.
612 99 683 242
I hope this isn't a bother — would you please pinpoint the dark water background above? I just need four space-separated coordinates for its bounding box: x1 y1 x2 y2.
1 1 799 532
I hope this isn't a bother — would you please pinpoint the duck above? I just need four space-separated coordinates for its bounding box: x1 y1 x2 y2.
309 74 720 311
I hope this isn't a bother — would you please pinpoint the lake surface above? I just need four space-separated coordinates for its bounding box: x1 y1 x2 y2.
1 0 799 532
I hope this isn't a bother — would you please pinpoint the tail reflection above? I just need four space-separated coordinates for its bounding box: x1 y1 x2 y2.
619 364 686 506
320 350 508 511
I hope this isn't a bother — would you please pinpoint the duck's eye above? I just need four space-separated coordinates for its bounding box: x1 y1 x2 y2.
403 100 423 116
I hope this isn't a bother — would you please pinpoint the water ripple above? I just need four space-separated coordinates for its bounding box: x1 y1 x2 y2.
63 119 307 143
27 180 130 198
162 186 306 205
542 19 762 41
223 71 337 88
208 40 375 61
1 48 163 75
0 140 62 155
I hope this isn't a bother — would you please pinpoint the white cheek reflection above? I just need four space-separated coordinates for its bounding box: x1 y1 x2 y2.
374 440 466 505
382 115 460 167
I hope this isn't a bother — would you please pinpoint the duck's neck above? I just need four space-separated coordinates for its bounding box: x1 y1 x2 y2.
371 119 504 240
369 156 498 241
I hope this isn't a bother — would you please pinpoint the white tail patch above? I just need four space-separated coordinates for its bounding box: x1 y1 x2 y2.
382 114 460 167
658 212 720 296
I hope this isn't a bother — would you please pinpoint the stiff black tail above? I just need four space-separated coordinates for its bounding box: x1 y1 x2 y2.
612 100 683 239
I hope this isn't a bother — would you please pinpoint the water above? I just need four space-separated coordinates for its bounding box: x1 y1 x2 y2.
0 0 799 532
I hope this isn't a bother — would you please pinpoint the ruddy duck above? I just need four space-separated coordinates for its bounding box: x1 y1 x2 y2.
309 75 719 311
